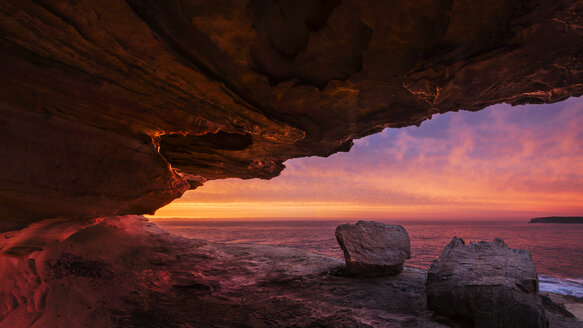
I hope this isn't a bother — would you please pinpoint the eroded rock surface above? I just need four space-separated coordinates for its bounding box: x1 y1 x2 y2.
0 217 579 327
0 216 444 327
1 0 582 228
336 220 410 276
426 237 548 328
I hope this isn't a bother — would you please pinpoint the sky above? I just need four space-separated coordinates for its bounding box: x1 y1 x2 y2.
151 97 583 221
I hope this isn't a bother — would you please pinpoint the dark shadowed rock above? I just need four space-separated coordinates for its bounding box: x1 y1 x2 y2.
1 217 579 327
0 216 447 327
1 1 583 229
426 237 548 328
335 220 410 277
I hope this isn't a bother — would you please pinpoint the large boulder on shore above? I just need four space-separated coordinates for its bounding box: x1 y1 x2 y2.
426 237 548 328
335 221 410 277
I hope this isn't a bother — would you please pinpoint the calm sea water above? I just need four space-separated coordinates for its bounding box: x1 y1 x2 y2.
151 219 583 297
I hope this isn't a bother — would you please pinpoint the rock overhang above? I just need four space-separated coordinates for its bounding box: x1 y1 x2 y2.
0 0 582 229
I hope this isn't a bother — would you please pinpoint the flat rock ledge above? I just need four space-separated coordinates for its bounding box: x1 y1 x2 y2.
335 221 411 277
0 216 442 328
0 217 580 328
426 237 549 328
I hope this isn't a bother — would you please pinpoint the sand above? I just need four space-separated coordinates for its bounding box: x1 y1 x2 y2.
565 303 583 321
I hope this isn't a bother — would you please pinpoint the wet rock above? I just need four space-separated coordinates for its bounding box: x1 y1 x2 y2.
335 221 410 277
2 216 578 327
426 237 548 328
0 216 445 327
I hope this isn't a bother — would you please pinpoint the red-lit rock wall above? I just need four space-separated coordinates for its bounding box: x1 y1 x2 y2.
0 0 582 228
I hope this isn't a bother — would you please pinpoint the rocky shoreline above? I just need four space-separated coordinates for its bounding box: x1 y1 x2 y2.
0 216 580 328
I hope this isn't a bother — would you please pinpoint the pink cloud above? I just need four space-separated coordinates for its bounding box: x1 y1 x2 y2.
153 97 583 220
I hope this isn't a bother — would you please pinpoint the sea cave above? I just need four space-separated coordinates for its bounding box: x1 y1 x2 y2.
0 1 582 327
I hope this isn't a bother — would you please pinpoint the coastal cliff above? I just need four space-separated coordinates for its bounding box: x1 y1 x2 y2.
530 217 583 224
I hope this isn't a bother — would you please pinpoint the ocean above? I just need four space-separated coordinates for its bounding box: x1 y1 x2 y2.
151 219 583 298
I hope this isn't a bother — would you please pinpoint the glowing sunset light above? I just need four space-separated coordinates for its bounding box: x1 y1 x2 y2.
151 97 583 220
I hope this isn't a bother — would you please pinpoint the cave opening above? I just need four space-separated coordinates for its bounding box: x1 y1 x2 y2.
149 97 583 305
151 97 583 221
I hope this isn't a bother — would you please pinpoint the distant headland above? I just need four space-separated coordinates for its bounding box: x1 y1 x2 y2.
529 216 583 224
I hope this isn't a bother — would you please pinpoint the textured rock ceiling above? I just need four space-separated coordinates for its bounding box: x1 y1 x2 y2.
0 0 582 230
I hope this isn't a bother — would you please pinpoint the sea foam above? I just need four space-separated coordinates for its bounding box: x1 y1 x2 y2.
539 275 583 298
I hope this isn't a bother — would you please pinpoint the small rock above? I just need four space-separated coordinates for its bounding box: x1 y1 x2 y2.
335 220 410 277
426 237 548 328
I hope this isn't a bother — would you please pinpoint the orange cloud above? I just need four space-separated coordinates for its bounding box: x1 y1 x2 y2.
151 97 583 220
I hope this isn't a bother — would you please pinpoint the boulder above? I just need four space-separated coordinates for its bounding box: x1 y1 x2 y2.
426 237 548 328
335 221 410 277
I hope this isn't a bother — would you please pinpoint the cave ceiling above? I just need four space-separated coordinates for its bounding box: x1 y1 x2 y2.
0 0 581 230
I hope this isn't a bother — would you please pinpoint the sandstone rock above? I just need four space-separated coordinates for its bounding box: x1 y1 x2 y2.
1 217 578 327
1 1 582 228
335 220 410 277
0 216 446 327
426 237 548 328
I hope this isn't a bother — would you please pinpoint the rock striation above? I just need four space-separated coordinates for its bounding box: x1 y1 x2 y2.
0 0 583 228
335 221 410 276
426 237 548 328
